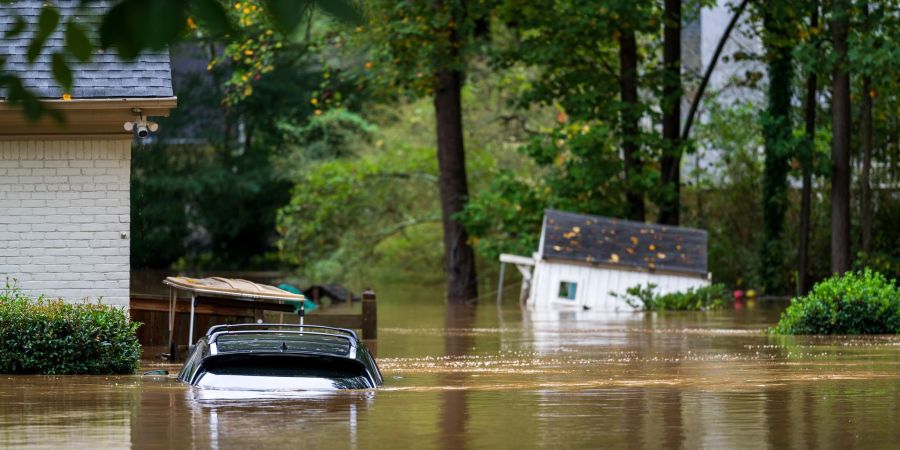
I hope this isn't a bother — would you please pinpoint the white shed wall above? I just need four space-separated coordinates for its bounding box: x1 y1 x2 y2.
530 260 708 311
0 139 131 307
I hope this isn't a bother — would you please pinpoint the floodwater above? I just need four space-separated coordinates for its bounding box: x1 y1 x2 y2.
4 284 900 449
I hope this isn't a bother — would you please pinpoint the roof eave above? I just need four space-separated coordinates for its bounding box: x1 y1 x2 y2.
0 97 178 138
543 256 710 279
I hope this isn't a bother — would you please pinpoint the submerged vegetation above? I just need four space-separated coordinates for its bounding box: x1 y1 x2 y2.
0 284 141 375
771 270 900 335
614 283 731 311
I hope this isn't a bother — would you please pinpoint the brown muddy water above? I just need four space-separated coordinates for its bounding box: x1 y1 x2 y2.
3 285 900 449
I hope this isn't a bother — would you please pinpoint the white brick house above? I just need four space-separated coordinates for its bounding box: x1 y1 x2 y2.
0 4 175 307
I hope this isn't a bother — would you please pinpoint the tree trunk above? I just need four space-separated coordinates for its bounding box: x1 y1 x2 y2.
433 0 477 304
860 3 873 255
760 5 794 295
798 4 818 296
830 0 851 274
618 28 645 222
659 0 682 226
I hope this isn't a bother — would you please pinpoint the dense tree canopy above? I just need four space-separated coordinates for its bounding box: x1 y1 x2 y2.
9 0 900 296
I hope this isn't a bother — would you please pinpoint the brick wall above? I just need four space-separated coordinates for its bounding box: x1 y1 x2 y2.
0 139 131 307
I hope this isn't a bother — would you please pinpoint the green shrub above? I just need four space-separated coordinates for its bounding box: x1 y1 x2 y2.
771 270 900 335
613 283 731 311
0 283 141 374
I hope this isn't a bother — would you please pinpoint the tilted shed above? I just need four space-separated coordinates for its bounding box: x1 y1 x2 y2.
0 3 175 307
501 210 710 310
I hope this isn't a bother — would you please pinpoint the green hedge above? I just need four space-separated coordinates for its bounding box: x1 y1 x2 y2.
614 283 731 311
0 284 141 374
771 270 900 335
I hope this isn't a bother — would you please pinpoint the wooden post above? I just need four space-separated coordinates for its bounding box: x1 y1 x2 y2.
167 286 177 359
496 262 506 304
361 289 377 340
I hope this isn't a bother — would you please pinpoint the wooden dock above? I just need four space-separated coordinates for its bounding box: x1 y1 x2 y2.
130 290 377 359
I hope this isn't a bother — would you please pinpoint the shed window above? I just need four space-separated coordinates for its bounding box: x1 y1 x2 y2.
558 281 577 300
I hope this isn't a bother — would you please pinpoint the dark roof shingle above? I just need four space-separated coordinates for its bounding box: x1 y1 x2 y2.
0 1 172 99
541 210 709 277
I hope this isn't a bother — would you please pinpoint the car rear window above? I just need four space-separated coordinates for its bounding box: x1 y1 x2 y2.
215 332 351 357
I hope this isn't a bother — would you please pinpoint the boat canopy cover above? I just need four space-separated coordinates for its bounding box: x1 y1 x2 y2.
163 276 305 302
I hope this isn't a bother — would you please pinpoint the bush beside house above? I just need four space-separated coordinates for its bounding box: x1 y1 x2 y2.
771 270 900 335
0 284 141 374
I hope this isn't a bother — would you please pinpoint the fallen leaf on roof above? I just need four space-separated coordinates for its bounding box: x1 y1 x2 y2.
657 252 666 259
553 245 562 251
609 253 620 263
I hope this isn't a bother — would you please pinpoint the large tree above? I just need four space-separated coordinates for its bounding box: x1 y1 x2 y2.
360 0 483 302
659 0 681 226
759 1 797 294
433 0 479 303
859 2 874 255
830 0 852 274
619 24 646 222
797 2 819 295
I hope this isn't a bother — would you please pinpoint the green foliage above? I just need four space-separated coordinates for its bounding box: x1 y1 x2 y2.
461 122 640 259
853 175 900 281
131 49 294 271
680 101 763 288
495 0 655 120
276 107 442 282
132 141 291 270
277 108 377 167
771 270 900 335
459 171 546 260
613 283 731 311
0 284 141 375
355 0 489 96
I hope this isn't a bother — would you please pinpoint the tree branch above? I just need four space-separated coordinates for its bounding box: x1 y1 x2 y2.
681 0 751 141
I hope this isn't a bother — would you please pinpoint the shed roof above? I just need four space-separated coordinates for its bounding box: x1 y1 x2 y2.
541 210 708 277
0 2 173 99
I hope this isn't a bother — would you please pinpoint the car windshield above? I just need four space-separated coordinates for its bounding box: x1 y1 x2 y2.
215 332 351 357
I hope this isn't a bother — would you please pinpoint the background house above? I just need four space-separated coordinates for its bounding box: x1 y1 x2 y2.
0 3 175 307
501 210 710 310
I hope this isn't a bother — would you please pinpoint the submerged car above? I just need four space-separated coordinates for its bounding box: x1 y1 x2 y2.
178 324 383 390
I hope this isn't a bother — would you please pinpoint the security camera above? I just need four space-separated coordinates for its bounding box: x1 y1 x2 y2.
135 123 149 138
123 120 159 139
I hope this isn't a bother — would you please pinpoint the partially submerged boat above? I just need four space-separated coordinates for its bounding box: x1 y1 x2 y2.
178 324 383 390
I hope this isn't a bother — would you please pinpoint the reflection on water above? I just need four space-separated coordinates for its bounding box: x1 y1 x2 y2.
3 287 900 448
